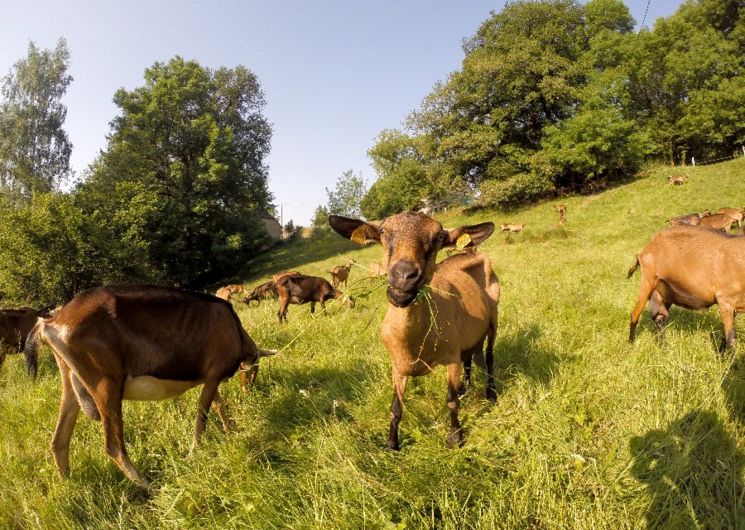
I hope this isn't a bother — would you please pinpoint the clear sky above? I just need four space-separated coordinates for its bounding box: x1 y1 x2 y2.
1 0 684 225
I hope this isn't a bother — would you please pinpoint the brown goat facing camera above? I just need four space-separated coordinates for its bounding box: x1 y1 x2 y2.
628 226 745 351
329 212 500 450
23 285 276 489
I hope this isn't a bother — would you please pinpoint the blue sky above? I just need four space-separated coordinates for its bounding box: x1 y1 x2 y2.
1 1 684 225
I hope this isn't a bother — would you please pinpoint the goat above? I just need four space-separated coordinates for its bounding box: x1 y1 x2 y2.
275 274 354 323
329 259 356 288
23 284 276 489
668 174 688 185
667 209 712 227
329 212 499 449
627 226 745 351
717 207 744 227
500 223 524 233
243 280 278 306
215 284 245 301
698 213 737 232
556 204 567 225
0 307 46 355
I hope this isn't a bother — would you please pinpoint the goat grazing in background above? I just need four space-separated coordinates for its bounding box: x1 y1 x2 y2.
668 174 688 185
329 212 500 449
500 223 524 233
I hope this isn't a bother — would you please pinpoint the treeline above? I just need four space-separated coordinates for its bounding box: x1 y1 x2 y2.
361 0 745 218
0 41 274 306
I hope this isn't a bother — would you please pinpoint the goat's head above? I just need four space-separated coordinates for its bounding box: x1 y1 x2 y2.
329 212 494 308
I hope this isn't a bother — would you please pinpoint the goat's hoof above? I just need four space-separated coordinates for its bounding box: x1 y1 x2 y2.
447 432 464 448
386 440 400 451
486 389 497 402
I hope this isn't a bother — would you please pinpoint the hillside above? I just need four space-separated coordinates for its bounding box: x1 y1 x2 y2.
2 158 745 528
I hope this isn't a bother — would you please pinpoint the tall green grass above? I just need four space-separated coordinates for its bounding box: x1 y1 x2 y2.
2 159 745 528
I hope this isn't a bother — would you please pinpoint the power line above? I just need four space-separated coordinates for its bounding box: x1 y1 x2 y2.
638 0 652 35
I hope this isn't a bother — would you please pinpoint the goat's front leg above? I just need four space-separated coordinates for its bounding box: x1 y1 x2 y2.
446 363 463 447
387 369 408 450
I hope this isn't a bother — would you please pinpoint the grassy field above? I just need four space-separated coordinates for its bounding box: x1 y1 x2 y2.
2 158 745 528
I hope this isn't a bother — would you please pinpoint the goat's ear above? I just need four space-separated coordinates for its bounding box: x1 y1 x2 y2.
328 215 381 245
444 222 495 248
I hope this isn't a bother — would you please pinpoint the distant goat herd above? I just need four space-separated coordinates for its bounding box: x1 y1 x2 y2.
0 191 744 489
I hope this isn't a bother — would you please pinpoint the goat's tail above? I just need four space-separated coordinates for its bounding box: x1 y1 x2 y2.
24 318 45 379
626 255 640 279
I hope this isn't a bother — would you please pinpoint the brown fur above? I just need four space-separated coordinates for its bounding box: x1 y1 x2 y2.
243 280 278 306
668 213 703 226
556 204 567 225
275 274 354 323
329 260 355 288
329 212 499 450
369 262 385 276
628 226 745 350
215 284 245 301
23 284 275 489
717 207 744 227
0 307 41 354
500 223 524 233
668 174 688 185
698 213 736 232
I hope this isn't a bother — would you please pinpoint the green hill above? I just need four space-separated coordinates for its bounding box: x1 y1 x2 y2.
2 158 745 528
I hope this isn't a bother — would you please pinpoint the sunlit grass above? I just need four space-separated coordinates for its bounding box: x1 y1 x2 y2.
2 159 745 528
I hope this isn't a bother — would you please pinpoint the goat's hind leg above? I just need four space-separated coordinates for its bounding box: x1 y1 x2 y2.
485 319 497 401
648 291 669 345
629 275 656 342
718 303 736 353
94 377 150 489
50 354 81 477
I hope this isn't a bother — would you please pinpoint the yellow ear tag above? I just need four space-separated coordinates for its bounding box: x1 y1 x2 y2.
351 225 368 245
456 233 471 250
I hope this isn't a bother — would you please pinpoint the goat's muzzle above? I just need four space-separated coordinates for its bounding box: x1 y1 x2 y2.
387 260 423 307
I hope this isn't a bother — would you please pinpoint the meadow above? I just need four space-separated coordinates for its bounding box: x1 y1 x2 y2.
2 158 745 528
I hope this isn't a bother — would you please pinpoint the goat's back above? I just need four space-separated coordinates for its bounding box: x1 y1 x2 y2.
46 285 254 381
637 226 745 308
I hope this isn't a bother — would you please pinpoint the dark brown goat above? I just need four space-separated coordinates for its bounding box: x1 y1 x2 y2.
275 274 354 323
628 226 745 350
243 280 278 306
329 212 499 450
0 307 42 354
23 285 275 489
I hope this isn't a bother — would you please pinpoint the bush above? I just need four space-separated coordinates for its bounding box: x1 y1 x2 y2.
478 173 554 210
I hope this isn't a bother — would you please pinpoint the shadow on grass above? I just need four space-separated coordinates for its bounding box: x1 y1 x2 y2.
490 323 563 398
263 358 380 435
632 306 725 350
629 410 745 528
721 353 745 424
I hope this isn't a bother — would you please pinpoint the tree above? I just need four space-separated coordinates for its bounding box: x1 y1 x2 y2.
311 205 329 227
81 56 273 288
325 169 367 218
0 39 72 202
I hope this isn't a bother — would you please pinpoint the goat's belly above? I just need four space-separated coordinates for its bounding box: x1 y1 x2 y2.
123 376 200 401
657 280 714 310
